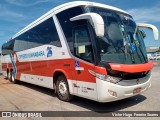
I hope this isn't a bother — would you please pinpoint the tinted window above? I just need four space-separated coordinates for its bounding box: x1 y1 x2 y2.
56 6 85 53
2 40 15 55
14 17 61 52
73 25 94 63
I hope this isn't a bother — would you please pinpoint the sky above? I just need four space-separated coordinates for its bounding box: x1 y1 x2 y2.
0 0 160 50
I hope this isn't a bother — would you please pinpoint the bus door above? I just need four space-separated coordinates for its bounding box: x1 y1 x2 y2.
72 24 98 100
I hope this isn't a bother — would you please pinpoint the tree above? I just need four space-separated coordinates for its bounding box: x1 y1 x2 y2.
157 47 160 52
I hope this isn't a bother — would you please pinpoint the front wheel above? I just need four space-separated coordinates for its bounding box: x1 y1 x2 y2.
56 75 73 102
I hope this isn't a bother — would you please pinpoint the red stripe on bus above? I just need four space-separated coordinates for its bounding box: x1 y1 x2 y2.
2 58 96 83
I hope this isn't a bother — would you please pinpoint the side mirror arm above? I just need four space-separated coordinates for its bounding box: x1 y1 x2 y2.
137 23 159 41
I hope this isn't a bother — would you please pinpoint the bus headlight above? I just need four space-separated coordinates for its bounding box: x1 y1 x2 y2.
105 75 122 83
89 70 122 83
96 73 122 83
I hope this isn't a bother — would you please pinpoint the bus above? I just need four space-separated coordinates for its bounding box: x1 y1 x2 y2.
1 1 159 102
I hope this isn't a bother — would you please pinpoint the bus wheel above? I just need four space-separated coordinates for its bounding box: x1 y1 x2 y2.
9 71 17 84
56 75 73 102
9 71 12 82
6 70 9 79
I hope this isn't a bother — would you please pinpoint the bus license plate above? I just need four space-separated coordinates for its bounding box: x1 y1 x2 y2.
133 88 141 94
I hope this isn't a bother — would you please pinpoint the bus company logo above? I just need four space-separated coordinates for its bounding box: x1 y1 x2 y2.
19 51 45 60
47 47 52 57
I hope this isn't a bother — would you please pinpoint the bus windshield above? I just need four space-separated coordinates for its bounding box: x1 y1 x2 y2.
87 7 148 64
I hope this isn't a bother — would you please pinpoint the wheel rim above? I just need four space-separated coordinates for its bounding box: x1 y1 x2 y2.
58 81 67 97
12 74 15 82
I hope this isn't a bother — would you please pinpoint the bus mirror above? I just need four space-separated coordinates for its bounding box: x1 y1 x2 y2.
137 23 159 41
70 13 104 37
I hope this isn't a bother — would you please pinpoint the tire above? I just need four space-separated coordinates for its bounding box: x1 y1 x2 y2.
56 75 73 102
9 71 17 84
9 71 12 82
6 70 9 80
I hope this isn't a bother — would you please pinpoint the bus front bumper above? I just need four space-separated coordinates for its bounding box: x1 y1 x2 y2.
96 76 151 103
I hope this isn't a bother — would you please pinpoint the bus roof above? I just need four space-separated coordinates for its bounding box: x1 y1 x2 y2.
12 1 129 39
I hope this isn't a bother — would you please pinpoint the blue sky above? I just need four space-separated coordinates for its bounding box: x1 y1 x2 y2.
0 0 160 50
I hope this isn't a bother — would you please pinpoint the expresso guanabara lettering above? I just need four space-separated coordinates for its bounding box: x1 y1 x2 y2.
19 51 45 59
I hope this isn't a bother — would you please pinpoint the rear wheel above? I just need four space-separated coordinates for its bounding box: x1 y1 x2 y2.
9 71 17 84
6 70 9 79
9 71 12 82
56 75 73 102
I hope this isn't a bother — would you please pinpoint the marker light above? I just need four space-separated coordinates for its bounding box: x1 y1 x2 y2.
108 90 117 97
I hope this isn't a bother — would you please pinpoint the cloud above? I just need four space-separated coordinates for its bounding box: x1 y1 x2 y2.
0 10 26 23
0 2 27 22
5 0 53 7
0 11 25 19
127 5 160 23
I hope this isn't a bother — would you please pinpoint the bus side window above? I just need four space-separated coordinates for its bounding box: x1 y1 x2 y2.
73 25 94 63
56 6 85 54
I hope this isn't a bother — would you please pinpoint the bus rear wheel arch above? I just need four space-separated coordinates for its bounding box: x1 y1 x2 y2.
54 74 73 102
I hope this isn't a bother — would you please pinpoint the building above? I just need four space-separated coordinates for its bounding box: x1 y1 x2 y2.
146 46 160 60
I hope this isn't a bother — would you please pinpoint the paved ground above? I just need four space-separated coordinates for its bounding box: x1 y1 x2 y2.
153 60 160 66
0 66 159 120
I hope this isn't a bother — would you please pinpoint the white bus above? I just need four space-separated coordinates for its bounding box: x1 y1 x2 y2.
1 1 159 102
